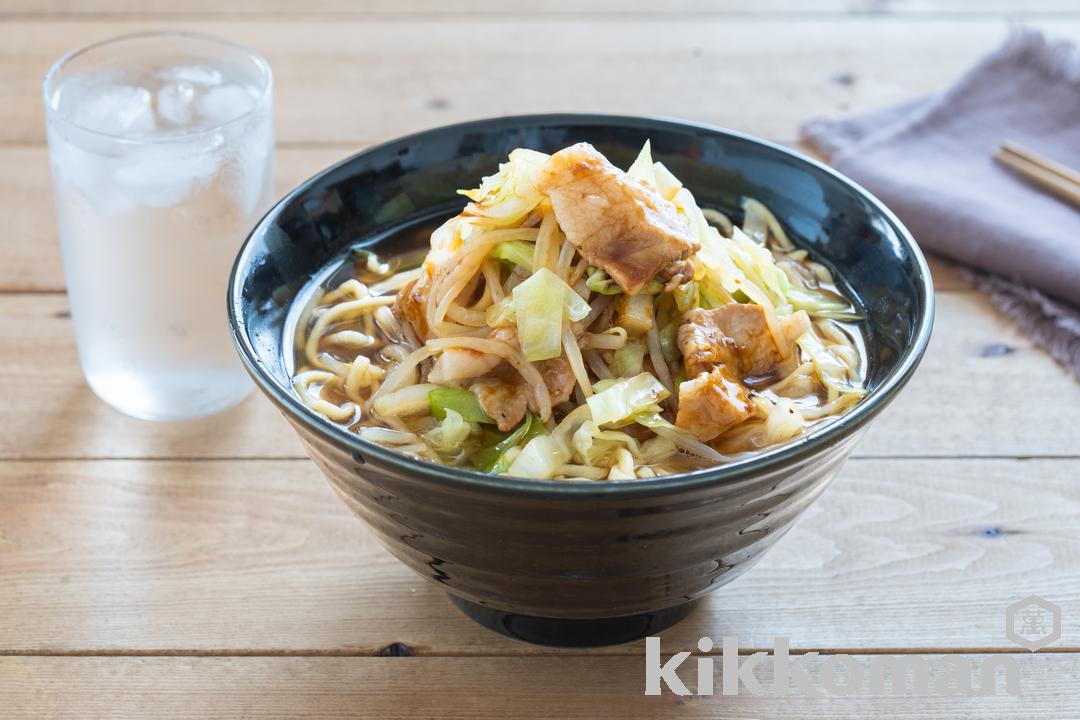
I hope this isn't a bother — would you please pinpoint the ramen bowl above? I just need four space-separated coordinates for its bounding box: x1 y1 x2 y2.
228 114 934 646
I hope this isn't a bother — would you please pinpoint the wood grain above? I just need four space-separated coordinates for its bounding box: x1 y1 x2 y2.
2 457 1076 654
0 145 971 293
4 0 1078 16
7 18 1080 147
4 654 1078 719
0 291 1072 460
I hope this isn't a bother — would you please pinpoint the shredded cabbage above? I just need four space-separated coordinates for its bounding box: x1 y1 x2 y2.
626 140 658 186
423 409 477 453
798 332 866 397
611 340 645 377
634 412 727 462
507 435 570 479
638 435 678 464
490 240 534 271
511 267 589 361
723 224 852 317
626 141 683 202
658 320 680 363
675 186 855 320
572 421 640 466
586 372 670 426
653 162 683 201
673 281 699 313
460 148 549 227
762 396 805 444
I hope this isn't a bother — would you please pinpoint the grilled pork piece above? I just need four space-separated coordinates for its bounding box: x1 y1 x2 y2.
471 376 530 432
536 143 699 295
679 304 809 381
674 366 754 441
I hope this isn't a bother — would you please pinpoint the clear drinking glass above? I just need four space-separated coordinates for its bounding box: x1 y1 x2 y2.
43 32 274 421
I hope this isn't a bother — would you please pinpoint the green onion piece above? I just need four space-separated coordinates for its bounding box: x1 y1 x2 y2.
585 267 663 296
490 240 535 272
467 427 511 470
428 387 494 424
478 413 546 474
490 418 544 474
522 414 546 441
585 267 623 295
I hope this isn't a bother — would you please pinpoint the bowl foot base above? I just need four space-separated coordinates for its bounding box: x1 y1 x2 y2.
448 594 701 647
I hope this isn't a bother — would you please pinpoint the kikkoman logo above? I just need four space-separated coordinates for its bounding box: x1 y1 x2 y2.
644 596 1062 697
1006 595 1062 651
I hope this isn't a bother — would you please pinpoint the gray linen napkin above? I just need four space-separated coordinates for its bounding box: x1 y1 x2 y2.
801 29 1080 378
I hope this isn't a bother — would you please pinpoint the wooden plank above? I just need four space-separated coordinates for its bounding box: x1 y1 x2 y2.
4 654 1078 718
1 458 1076 654
5 18 1079 147
4 0 1078 17
857 290 1080 458
0 145 969 293
0 295 305 458
0 290 1073 460
1 147 60 292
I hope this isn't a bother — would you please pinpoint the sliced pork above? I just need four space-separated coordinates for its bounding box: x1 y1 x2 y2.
674 366 754 441
679 304 809 381
536 143 699 295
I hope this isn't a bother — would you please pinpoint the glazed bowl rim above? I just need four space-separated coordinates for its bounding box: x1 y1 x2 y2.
228 112 935 499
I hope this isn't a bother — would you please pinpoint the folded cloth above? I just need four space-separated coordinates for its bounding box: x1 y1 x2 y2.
801 29 1080 378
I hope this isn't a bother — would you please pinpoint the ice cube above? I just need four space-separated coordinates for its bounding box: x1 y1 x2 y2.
196 84 257 127
113 136 224 208
48 136 135 214
159 64 223 87
157 80 196 127
68 83 157 137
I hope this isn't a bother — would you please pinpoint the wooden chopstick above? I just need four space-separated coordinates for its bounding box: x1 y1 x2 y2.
994 141 1080 210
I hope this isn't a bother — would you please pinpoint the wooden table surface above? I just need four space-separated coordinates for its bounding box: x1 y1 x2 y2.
3 2 1080 717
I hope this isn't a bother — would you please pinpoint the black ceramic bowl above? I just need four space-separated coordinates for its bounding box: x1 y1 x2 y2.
228 114 934 646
